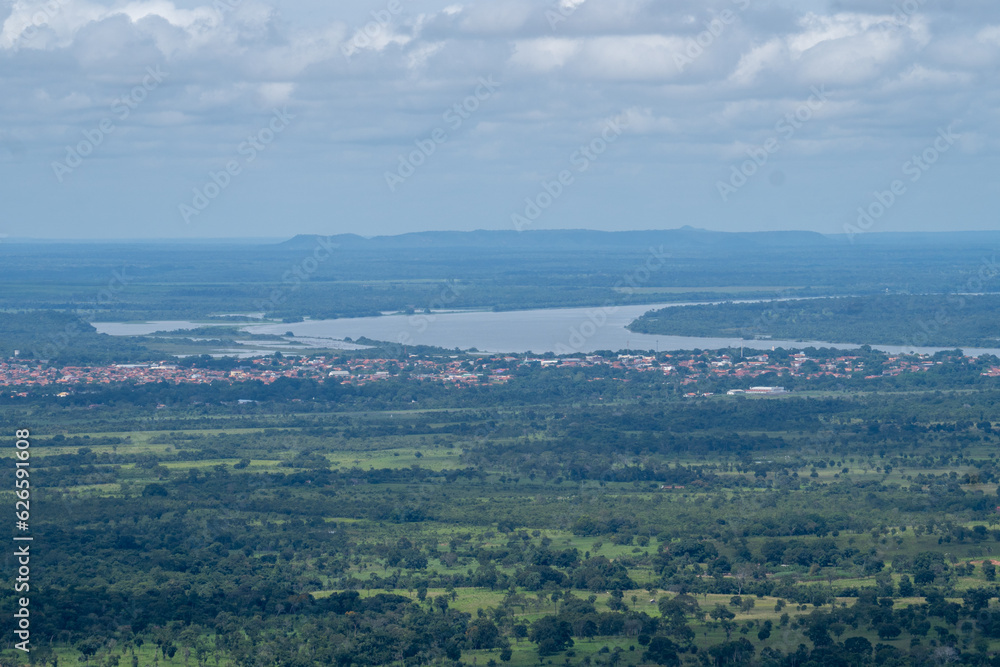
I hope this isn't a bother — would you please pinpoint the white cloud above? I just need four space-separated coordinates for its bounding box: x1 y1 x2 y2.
787 12 875 57
509 36 581 72
405 41 445 70
256 81 294 106
881 65 973 93
613 107 676 134
510 34 687 80
728 39 786 85
0 0 224 50
796 30 906 84
976 24 1000 46
458 1 534 34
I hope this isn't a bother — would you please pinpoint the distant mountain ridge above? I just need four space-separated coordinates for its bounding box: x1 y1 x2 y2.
278 227 834 251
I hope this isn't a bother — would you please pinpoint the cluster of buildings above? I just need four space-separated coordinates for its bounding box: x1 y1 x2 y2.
0 348 975 398
0 359 306 395
663 351 947 384
0 356 506 396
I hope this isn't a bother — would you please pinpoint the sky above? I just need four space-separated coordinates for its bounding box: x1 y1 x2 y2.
0 0 998 239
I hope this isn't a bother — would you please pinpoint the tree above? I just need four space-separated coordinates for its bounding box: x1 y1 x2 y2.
707 638 755 666
963 587 991 612
843 636 873 657
805 620 832 647
876 623 902 640
642 636 680 666
659 594 700 619
75 639 102 662
466 618 501 650
530 616 574 656
898 575 914 597
709 604 735 622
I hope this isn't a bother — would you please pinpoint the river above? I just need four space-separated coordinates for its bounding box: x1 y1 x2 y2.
93 303 1000 357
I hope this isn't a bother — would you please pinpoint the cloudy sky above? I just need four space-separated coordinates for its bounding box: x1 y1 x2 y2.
0 0 997 239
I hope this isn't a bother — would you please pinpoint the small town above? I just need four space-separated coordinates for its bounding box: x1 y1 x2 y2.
1 347 993 397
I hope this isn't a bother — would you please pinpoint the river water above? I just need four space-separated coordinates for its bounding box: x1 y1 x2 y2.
94 303 1000 357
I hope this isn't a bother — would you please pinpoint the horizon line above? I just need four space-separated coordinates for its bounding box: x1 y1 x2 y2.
3 227 1000 243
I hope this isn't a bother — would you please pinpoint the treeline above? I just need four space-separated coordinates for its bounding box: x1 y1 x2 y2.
0 312 154 363
628 294 1000 347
